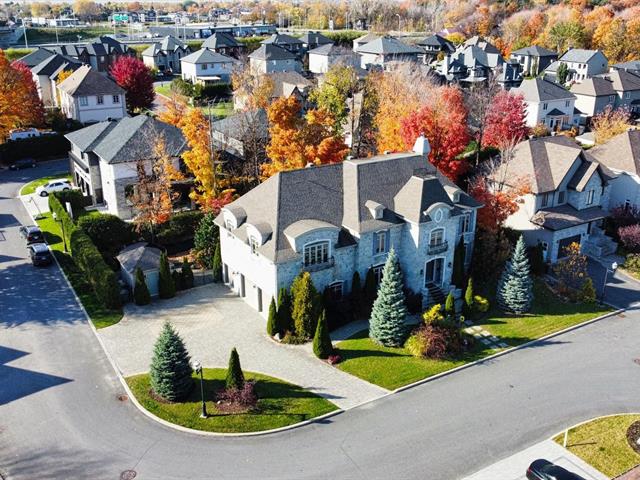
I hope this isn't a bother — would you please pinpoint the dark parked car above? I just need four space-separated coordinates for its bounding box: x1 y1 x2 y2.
9 158 36 170
19 225 44 244
28 243 52 266
527 459 587 480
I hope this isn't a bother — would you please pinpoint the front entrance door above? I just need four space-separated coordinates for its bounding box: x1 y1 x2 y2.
425 258 444 286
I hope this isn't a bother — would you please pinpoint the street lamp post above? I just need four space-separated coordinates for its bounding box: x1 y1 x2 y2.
600 261 618 303
52 212 68 253
191 359 207 418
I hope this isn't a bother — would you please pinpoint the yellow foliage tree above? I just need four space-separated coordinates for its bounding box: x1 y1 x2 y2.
592 105 631 145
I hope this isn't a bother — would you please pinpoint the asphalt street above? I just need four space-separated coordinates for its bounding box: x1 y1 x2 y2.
2 161 640 480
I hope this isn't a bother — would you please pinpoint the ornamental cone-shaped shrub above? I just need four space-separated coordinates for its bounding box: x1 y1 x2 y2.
181 257 194 289
464 277 474 314
277 287 293 333
158 251 176 299
212 240 222 282
291 271 320 340
225 347 244 390
313 309 333 359
133 267 151 305
580 277 597 303
369 248 408 347
445 291 455 317
497 236 533 314
149 322 193 401
266 297 278 336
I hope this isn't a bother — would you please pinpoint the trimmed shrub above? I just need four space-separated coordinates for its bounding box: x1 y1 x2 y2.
225 348 245 391
149 322 193 401
313 309 333 359
528 244 546 276
172 269 183 291
464 278 474 314
277 287 293 334
580 277 597 303
77 213 135 255
451 239 466 288
473 295 490 313
626 253 640 274
216 381 257 412
181 258 194 289
291 271 321 340
194 212 219 269
422 304 444 324
363 267 377 317
0 134 69 164
445 291 455 317
266 297 278 336
212 240 222 282
158 252 175 299
145 210 204 248
405 322 463 359
51 190 91 217
134 267 151 305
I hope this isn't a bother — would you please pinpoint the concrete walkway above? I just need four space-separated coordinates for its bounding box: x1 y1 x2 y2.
461 439 608 480
98 283 388 410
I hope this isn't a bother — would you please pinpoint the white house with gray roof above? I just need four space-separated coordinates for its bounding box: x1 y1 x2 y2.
214 137 481 317
544 49 608 84
512 77 578 129
249 44 301 74
308 44 356 74
355 35 424 70
142 35 190 73
510 45 558 76
493 136 616 263
30 52 81 107
180 48 239 84
64 115 186 219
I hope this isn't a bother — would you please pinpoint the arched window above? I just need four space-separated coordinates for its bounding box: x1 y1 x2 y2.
303 241 329 266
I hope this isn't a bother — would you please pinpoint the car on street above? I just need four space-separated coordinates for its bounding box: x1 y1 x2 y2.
526 459 587 480
9 158 36 170
35 179 72 197
28 243 53 266
19 225 44 244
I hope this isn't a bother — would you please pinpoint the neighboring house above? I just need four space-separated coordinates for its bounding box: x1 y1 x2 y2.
544 49 608 83
64 115 186 219
494 136 616 263
496 60 524 89
248 44 300 74
117 242 162 297
201 32 246 58
510 45 558 76
233 71 313 110
355 35 424 70
299 31 333 51
57 65 126 123
261 33 304 56
142 35 191 73
214 136 481 317
30 53 81 107
612 60 640 75
180 48 239 84
52 36 135 74
599 69 640 115
352 32 379 52
440 37 510 85
570 77 617 117
17 47 55 68
512 77 578 130
308 44 356 74
589 129 640 211
416 34 455 64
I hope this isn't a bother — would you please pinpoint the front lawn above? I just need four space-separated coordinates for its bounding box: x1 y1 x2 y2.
126 369 338 433
20 172 71 196
200 101 233 119
477 280 610 346
553 414 640 478
154 83 172 98
336 330 497 390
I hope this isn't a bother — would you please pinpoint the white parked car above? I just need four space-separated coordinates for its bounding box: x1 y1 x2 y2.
35 179 72 197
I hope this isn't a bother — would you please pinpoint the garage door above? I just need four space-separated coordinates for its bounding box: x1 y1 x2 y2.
558 235 581 259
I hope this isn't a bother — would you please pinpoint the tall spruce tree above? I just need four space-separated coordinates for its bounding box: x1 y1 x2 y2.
225 347 244 390
452 239 466 288
291 272 320 340
266 297 278 336
277 287 293 333
149 322 193 401
497 236 533 314
369 249 408 347
313 309 333 359
158 251 176 299
212 240 222 282
134 267 151 305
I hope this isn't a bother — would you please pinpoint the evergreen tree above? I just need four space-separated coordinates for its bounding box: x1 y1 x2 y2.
149 322 193 401
158 251 176 299
277 287 293 333
464 277 474 314
225 347 244 390
193 212 218 269
181 257 194 289
557 62 568 85
452 239 466 288
445 291 455 317
363 267 377 317
350 271 363 318
212 239 222 282
369 249 408 347
497 236 534 314
312 309 333 359
580 277 597 303
266 297 278 336
172 269 183 291
133 267 151 305
291 272 320 339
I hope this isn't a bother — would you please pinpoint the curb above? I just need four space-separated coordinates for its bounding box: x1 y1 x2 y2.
393 307 623 394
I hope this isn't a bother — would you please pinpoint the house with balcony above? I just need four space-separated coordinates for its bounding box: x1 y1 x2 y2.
544 49 608 84
214 136 481 317
492 136 617 263
512 77 578 129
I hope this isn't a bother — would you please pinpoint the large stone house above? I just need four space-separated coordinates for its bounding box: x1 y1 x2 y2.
494 136 617 263
142 35 191 73
544 49 609 84
64 115 186 219
214 137 481 317
512 77 579 130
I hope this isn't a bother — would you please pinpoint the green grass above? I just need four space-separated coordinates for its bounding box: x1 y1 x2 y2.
154 83 172 98
20 26 128 44
126 369 338 433
337 330 497 390
477 280 610 346
200 101 233 119
553 414 640 478
20 172 71 196
4 47 34 62
35 210 122 329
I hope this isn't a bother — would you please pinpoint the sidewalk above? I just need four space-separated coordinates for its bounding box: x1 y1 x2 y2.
462 439 608 480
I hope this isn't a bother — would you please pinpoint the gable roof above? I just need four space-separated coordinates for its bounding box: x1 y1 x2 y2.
142 35 187 56
308 43 351 57
31 53 81 77
65 120 116 152
180 48 238 65
598 70 640 92
613 60 640 73
589 129 640 175
417 34 454 50
559 48 605 64
57 65 125 96
463 36 501 54
513 77 574 102
356 35 424 55
117 242 161 273
354 33 379 44
212 108 268 140
249 44 297 61
202 32 240 50
511 45 558 57
570 77 616 97
51 44 87 58
300 31 332 46
261 33 303 46
18 47 56 68
268 71 313 97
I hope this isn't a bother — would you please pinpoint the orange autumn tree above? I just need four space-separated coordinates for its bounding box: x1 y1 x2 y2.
262 96 348 178
1 55 44 141
158 92 188 128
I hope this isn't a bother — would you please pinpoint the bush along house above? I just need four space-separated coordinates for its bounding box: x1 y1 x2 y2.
492 136 617 263
214 136 481 318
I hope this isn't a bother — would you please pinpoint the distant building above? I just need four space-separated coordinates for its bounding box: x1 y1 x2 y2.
355 35 424 70
299 31 333 51
352 32 379 52
570 70 640 117
308 44 356 74
52 36 135 74
612 60 640 75
544 49 609 83
512 77 578 130
142 35 191 73
201 32 246 58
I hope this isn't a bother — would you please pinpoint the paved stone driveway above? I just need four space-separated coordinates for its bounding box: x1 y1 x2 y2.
98 283 388 410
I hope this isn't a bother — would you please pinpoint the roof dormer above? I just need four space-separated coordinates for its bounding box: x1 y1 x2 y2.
365 200 385 220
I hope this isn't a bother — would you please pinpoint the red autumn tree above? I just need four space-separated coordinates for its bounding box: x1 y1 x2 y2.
109 56 155 113
482 91 529 149
1 56 44 140
400 86 470 182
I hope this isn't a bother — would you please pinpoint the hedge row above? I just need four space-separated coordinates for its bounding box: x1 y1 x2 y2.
0 134 70 164
49 189 92 218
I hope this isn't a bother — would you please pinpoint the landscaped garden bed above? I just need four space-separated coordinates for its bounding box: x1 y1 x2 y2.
553 414 640 478
126 368 338 433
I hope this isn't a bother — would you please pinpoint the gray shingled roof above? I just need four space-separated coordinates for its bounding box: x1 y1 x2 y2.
463 36 500 54
202 32 240 50
180 48 238 64
249 44 297 61
589 130 640 175
354 33 379 44
31 53 81 77
117 242 161 273
559 48 604 63
531 205 607 230
267 71 313 97
142 35 187 56
511 45 557 57
300 31 332 46
599 70 640 92
261 33 303 46
308 43 349 56
65 120 116 152
570 77 616 96
18 47 55 68
212 108 268 140
57 65 125 96
416 34 454 50
356 35 424 55
512 77 575 102
613 60 640 72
